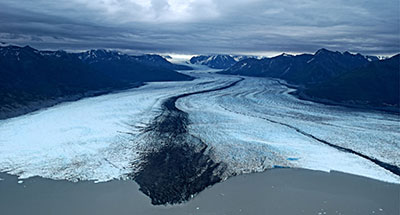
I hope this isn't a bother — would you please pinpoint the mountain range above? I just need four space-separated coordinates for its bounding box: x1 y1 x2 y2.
0 45 193 119
298 54 399 110
1 45 398 118
221 49 399 111
189 55 255 69
222 49 379 84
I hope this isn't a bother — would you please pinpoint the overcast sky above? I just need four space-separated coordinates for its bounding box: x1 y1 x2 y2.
0 0 399 56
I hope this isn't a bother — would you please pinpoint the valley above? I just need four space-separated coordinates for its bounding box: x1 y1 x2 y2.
0 67 399 205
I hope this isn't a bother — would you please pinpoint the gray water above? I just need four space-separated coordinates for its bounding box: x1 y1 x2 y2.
1 168 398 215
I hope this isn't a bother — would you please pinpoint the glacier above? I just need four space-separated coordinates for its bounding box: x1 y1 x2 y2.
0 68 399 185
177 74 400 183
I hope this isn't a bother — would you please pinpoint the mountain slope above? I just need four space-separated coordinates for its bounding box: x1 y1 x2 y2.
189 55 239 69
0 45 193 119
77 50 192 71
222 49 375 85
299 54 400 110
221 48 398 111
133 54 193 71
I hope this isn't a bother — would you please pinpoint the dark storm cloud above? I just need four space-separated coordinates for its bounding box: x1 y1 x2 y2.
0 0 399 55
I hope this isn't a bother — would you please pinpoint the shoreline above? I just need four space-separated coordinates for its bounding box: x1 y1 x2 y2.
1 168 398 215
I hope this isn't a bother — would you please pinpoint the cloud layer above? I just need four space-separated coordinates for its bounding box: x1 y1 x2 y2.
0 0 399 55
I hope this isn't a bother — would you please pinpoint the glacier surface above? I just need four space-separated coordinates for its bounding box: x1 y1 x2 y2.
0 69 399 183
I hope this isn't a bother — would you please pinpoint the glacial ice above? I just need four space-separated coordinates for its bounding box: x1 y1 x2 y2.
0 70 399 183
177 74 400 183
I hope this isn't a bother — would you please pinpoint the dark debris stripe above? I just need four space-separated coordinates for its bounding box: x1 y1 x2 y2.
217 90 400 177
133 78 244 205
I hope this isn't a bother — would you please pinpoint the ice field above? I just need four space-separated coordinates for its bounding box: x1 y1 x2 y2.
0 68 399 183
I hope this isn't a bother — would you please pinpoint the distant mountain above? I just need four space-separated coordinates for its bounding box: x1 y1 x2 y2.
189 55 243 69
298 54 400 111
232 55 257 62
221 48 398 111
132 54 193 71
0 45 193 119
222 49 377 84
77 50 192 71
366 55 379 62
